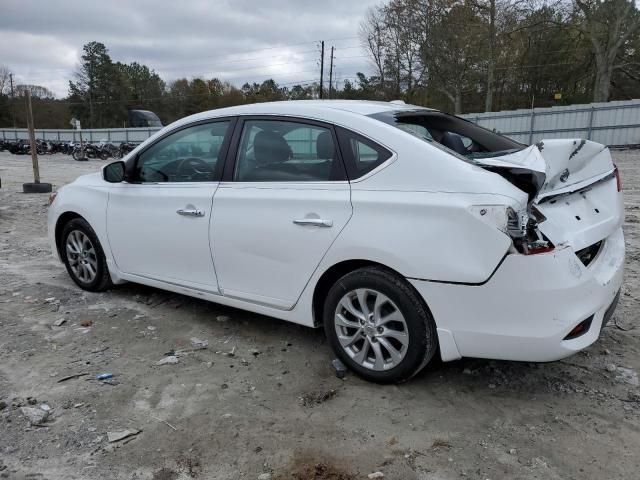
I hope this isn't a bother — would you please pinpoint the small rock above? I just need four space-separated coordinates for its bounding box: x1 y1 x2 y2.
605 363 617 372
216 315 230 322
508 448 517 455
190 337 209 349
331 358 347 379
462 368 472 375
80 319 93 327
147 326 156 331
53 318 67 327
133 314 145 320
156 356 179 366
488 383 497 389
603 348 611 355
368 472 384 479
0 401 7 410
40 404 51 412
20 407 49 425
257 474 272 480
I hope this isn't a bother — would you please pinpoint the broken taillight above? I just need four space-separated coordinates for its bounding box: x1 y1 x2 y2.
470 205 554 255
614 165 622 192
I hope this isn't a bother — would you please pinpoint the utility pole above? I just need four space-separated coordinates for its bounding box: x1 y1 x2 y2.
9 73 16 128
319 41 324 99
328 46 334 99
22 89 52 193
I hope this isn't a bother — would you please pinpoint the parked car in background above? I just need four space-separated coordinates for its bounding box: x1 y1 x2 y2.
47 100 624 383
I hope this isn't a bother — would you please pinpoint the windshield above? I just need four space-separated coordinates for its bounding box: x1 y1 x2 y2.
369 110 525 160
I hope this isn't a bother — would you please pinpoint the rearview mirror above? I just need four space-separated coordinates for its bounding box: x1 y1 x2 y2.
103 161 125 183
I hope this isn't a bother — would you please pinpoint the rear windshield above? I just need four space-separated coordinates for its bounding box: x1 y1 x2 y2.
369 110 525 160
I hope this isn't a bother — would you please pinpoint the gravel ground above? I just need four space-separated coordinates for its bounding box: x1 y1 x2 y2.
0 150 639 480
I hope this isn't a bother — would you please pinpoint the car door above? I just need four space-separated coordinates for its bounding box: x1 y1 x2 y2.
106 118 235 292
211 117 352 310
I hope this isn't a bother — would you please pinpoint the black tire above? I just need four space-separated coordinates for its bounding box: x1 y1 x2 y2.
323 266 438 383
60 218 113 292
23 182 52 193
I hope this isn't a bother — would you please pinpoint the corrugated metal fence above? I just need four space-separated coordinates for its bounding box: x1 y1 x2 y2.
0 127 161 143
461 99 640 146
2 99 639 146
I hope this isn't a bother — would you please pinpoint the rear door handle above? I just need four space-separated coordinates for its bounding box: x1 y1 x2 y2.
293 218 333 227
177 208 205 217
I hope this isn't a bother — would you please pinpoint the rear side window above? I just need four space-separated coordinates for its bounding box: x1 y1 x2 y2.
234 119 345 182
336 127 392 180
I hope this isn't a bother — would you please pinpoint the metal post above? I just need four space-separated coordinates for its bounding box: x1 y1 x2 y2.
587 107 595 140
528 110 536 145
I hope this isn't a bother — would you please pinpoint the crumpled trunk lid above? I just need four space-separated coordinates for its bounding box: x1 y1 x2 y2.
476 139 622 252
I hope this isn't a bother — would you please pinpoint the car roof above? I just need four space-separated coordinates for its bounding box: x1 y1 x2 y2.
176 100 434 125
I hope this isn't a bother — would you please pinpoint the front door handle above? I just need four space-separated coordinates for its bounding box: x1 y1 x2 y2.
293 218 333 227
177 208 205 217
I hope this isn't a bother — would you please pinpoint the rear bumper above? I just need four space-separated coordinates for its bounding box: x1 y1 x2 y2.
410 227 625 362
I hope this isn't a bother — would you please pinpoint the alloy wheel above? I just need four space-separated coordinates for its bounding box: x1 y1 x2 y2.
66 230 98 283
334 288 409 371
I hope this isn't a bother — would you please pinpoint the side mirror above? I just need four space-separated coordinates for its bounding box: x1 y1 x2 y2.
103 161 125 183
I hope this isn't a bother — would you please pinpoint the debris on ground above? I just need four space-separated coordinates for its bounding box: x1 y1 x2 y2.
80 319 93 327
432 439 452 450
190 337 209 349
257 473 272 480
216 315 230 322
616 367 639 386
96 373 114 380
57 372 88 383
20 406 49 425
107 429 141 443
367 472 384 479
299 389 337 407
156 355 179 366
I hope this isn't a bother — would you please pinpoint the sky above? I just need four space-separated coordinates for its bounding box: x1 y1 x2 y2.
0 0 381 98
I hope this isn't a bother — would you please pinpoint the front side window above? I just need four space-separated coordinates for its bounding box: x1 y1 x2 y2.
135 121 230 182
234 119 343 182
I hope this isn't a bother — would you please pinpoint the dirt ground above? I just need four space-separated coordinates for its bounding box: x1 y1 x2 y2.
0 149 639 480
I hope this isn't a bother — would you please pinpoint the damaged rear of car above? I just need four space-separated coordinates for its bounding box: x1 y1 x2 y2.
372 109 624 362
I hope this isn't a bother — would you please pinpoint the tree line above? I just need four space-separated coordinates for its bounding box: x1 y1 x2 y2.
0 0 638 129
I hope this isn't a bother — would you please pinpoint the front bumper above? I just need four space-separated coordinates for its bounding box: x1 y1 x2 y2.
410 227 625 362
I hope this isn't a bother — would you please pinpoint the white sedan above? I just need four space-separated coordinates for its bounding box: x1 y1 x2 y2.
48 100 624 383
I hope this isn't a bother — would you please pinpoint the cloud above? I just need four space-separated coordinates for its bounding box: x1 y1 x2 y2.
0 0 378 97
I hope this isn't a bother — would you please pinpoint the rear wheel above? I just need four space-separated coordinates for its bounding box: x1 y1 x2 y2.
61 218 112 291
323 266 438 383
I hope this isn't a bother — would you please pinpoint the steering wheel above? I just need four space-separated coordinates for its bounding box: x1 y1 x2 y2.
176 157 214 178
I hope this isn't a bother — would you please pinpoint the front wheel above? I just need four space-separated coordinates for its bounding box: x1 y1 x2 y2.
61 218 113 292
324 267 438 383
